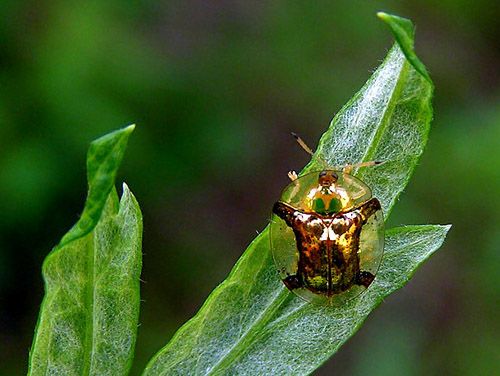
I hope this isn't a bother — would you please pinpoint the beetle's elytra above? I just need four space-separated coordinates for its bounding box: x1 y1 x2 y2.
270 169 384 306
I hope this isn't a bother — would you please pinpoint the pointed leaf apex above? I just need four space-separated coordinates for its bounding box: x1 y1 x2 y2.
124 123 136 133
377 11 431 83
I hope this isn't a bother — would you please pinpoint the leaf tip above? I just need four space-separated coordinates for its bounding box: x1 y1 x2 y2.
124 123 136 133
90 123 136 148
376 11 432 84
377 11 415 39
435 223 452 233
120 182 133 203
376 11 390 21
119 182 141 217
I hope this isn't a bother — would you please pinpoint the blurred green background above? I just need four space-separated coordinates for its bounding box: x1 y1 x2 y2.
0 1 498 375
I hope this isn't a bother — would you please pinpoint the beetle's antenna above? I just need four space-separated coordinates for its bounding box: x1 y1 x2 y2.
291 132 314 156
291 132 330 169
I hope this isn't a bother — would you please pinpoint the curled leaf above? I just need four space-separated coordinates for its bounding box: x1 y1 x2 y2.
29 126 142 376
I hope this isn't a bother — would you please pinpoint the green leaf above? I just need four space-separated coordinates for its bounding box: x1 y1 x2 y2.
143 13 449 376
28 126 142 376
144 225 449 375
60 124 136 246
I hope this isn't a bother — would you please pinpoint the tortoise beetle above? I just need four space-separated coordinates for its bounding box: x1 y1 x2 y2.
270 136 384 306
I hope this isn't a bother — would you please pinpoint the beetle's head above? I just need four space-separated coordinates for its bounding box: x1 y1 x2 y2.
318 170 338 187
305 170 342 214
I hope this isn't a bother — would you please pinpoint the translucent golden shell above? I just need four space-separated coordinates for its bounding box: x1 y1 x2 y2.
270 170 384 306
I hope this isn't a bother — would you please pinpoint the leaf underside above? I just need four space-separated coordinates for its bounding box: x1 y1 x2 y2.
144 12 449 376
28 126 143 376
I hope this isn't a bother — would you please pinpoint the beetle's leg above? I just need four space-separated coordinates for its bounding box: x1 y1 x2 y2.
357 197 382 223
342 160 383 174
283 274 303 290
272 201 297 227
288 170 298 181
356 271 375 287
343 164 353 175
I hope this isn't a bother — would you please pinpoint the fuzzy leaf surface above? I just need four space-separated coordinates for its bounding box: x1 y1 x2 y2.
29 126 142 376
144 13 448 376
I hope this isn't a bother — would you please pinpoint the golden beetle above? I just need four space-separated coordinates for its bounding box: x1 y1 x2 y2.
270 134 384 305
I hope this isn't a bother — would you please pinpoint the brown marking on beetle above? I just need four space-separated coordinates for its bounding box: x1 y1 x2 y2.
273 198 380 296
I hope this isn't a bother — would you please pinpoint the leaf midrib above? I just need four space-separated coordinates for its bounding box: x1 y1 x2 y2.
81 233 97 376
356 51 409 172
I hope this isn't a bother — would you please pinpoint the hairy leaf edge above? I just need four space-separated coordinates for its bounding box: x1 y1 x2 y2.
28 125 136 374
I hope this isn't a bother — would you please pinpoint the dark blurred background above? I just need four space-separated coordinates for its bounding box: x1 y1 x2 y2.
0 1 498 375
